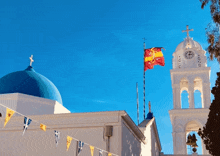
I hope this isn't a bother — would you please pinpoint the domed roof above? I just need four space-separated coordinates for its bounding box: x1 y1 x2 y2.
175 37 202 52
0 66 62 104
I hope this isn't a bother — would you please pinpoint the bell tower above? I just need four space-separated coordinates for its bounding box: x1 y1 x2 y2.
169 26 211 155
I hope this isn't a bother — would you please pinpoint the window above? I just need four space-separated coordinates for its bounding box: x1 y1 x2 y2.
198 54 201 67
178 56 181 68
181 90 189 108
194 90 202 108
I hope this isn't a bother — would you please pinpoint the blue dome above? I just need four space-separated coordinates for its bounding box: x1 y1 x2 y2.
0 66 62 104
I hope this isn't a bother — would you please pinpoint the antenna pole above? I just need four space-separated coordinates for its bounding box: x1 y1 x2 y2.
136 82 139 125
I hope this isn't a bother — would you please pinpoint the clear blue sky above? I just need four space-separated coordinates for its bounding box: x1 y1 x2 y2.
0 0 218 154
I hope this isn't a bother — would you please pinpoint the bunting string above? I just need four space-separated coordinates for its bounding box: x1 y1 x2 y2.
0 102 119 156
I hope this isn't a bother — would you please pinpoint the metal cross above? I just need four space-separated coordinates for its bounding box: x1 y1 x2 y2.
29 55 34 66
148 101 151 113
142 37 146 49
182 25 194 38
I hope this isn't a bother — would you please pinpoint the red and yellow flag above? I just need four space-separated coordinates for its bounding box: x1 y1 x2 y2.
4 108 15 127
144 47 165 71
108 152 112 156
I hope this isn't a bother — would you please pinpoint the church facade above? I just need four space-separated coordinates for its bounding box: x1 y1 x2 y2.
0 57 162 156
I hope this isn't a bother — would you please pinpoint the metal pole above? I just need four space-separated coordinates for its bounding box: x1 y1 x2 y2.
143 38 146 119
136 82 139 125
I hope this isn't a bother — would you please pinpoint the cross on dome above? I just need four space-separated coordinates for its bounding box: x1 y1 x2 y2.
29 55 34 66
182 25 194 38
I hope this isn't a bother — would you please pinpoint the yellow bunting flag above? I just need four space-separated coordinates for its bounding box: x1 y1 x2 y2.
90 146 94 156
108 153 112 156
66 136 73 151
40 124 47 131
4 108 15 127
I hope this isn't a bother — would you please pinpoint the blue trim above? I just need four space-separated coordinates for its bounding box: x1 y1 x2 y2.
146 112 153 119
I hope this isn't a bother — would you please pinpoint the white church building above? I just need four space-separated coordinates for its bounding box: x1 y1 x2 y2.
0 26 214 156
0 59 162 155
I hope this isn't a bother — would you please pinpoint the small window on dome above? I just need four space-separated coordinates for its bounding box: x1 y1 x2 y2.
0 113 2 117
178 56 181 68
198 54 201 67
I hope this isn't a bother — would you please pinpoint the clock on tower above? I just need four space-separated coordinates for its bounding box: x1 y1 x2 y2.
184 51 194 59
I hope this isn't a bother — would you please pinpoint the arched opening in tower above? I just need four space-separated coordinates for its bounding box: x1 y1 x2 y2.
194 90 202 108
186 131 202 154
181 90 189 109
193 77 203 108
185 120 204 154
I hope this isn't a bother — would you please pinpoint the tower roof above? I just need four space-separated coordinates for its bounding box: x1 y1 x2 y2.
175 37 202 52
0 66 62 104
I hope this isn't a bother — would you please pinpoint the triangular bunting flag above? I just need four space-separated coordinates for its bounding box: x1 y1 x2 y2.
4 108 15 127
78 141 84 154
66 136 73 151
90 146 94 156
54 130 60 147
108 152 112 156
40 123 46 131
22 117 32 136
99 150 103 156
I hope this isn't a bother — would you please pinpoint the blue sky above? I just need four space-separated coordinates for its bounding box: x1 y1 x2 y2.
0 0 218 154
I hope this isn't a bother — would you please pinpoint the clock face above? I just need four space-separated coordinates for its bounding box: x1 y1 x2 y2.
184 51 194 59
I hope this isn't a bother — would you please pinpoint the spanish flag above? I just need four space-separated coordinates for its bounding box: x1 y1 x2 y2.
144 47 165 71
4 108 15 127
108 152 112 156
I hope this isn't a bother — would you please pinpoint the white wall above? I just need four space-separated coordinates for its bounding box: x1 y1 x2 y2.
0 93 70 117
121 119 141 156
139 119 161 156
0 111 142 156
54 101 70 114
140 124 152 156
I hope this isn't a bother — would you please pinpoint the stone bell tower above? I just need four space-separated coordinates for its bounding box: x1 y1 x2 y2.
169 26 211 155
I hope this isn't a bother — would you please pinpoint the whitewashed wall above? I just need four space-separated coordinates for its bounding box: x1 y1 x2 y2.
0 93 69 117
0 111 143 156
121 119 141 156
140 122 152 156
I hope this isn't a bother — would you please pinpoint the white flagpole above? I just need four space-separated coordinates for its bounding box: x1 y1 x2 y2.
136 82 139 125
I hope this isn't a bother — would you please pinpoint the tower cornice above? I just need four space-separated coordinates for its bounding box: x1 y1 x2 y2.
170 67 211 74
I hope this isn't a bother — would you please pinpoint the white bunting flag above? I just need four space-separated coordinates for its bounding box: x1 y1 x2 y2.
99 150 103 156
54 130 60 147
22 117 32 136
78 141 84 154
